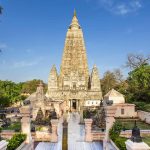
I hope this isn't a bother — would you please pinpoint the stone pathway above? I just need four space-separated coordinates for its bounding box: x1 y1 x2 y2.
68 112 103 150
35 113 103 150
35 118 63 150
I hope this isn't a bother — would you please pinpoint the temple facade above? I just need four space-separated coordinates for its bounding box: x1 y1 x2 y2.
46 11 102 112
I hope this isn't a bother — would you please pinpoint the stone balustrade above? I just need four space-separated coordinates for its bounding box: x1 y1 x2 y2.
92 131 105 141
120 130 150 138
35 131 51 142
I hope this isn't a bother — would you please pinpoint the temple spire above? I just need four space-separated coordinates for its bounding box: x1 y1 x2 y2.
74 9 76 17
70 10 80 29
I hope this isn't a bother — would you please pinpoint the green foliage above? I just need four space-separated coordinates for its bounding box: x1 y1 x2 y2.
101 71 117 95
36 126 43 131
21 79 47 94
127 64 150 103
117 119 150 130
114 137 127 150
109 121 126 150
143 137 150 146
2 122 21 131
0 80 22 107
0 79 47 107
109 121 122 141
7 133 26 150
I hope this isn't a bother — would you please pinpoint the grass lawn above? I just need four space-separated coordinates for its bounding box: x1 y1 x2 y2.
2 122 21 131
117 120 150 130
144 104 150 112
143 137 150 146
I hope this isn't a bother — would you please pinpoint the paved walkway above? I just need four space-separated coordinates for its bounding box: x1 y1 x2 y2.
35 112 103 150
68 112 103 150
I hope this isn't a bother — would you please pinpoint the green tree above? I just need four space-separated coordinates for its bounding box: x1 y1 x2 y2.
21 79 47 94
127 64 150 102
101 71 117 95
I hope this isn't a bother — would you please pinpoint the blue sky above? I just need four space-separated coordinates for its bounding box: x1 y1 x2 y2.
0 0 150 83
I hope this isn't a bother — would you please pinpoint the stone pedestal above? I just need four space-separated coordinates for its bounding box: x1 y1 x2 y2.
125 139 150 150
103 105 117 150
20 105 32 144
84 119 93 142
0 140 8 150
51 119 59 142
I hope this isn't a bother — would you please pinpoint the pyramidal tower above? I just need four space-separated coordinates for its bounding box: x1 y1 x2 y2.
46 10 102 112
60 10 89 89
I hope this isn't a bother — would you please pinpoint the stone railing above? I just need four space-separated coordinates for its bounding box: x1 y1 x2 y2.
34 131 51 142
0 130 17 139
92 131 105 141
84 119 105 142
137 111 150 124
1 130 57 143
120 130 150 138
110 140 120 150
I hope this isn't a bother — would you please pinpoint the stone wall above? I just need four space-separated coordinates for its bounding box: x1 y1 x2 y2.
137 111 150 124
115 104 137 118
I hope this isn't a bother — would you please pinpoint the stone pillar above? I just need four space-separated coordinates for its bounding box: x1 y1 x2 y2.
79 100 84 124
84 119 93 142
0 140 8 150
79 106 84 124
125 139 150 150
20 105 32 144
51 119 59 142
103 105 117 150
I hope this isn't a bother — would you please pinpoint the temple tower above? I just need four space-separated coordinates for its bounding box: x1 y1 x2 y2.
59 10 89 90
47 11 102 112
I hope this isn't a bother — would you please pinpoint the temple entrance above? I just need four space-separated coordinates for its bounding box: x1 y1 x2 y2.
72 99 77 109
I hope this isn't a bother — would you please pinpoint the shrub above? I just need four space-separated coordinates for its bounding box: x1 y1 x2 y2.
7 133 26 150
109 121 127 150
115 137 127 150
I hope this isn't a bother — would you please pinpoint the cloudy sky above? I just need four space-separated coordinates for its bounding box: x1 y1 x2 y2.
0 0 150 82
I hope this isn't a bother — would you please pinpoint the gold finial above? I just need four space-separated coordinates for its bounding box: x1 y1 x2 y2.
74 9 76 17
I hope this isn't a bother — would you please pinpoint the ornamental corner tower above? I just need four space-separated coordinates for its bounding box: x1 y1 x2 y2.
46 10 102 112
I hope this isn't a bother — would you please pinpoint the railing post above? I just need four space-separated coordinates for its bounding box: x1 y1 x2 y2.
20 105 33 149
51 119 59 142
84 119 93 142
103 105 117 150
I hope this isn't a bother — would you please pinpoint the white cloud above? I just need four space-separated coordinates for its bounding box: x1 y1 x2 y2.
88 0 143 15
12 58 43 68
13 61 38 68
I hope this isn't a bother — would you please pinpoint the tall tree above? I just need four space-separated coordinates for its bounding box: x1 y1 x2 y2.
127 64 150 102
101 71 118 95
